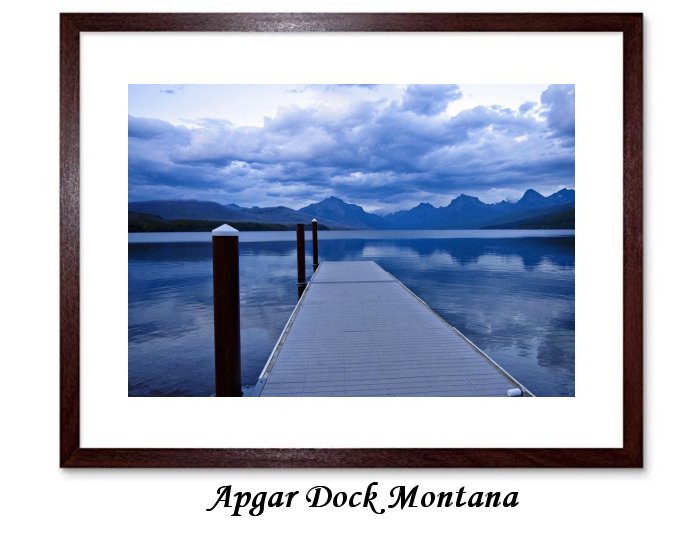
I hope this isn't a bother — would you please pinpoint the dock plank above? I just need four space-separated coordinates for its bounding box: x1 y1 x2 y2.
258 261 530 397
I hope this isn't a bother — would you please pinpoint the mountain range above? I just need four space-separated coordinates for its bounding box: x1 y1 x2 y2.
128 188 574 231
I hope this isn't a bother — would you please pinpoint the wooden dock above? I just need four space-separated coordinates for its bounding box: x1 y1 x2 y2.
256 261 532 397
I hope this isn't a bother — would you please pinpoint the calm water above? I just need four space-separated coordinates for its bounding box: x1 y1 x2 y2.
129 230 574 397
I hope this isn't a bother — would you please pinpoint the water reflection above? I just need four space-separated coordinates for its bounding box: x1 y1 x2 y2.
129 235 574 397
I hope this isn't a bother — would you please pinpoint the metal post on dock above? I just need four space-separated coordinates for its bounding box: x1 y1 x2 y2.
212 224 242 397
312 218 319 272
296 223 306 299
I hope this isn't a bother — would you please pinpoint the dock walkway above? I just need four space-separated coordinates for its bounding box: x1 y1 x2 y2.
257 261 530 397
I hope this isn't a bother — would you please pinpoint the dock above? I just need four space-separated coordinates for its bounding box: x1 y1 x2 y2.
257 261 531 397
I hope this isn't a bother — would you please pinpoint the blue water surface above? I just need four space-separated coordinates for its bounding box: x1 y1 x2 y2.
128 230 574 397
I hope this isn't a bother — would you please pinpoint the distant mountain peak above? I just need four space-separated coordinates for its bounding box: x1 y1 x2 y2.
448 194 483 207
545 188 575 205
519 189 545 203
312 196 354 207
315 196 350 206
548 188 574 197
298 196 384 229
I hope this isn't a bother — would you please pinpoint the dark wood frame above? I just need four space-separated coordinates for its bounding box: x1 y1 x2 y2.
60 13 643 468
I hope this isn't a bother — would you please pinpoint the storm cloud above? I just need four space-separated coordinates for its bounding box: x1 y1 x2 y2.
128 84 575 212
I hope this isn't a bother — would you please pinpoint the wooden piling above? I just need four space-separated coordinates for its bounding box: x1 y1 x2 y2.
212 224 242 397
312 218 319 272
296 223 306 299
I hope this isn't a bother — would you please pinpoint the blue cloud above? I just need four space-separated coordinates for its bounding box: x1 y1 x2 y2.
400 84 462 116
519 101 537 114
129 85 574 210
128 116 187 140
541 84 575 141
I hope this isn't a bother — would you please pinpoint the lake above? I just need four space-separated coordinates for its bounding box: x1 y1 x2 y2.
129 230 574 397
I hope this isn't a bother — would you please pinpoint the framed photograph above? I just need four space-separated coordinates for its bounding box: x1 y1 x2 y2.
61 13 643 467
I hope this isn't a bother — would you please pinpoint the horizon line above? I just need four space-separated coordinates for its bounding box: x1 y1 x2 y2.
127 186 575 214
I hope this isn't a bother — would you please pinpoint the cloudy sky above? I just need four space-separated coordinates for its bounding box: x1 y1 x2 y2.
128 84 574 213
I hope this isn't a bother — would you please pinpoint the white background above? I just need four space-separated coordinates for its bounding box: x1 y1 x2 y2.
80 32 622 449
0 0 696 542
